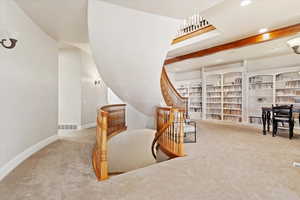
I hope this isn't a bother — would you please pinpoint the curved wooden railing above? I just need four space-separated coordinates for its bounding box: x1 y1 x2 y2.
152 107 185 159
161 67 189 117
92 104 127 181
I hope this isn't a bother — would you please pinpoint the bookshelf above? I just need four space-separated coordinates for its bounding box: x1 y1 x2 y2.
276 72 300 127
276 72 300 105
223 72 243 123
248 75 274 125
173 67 300 127
206 74 222 120
176 80 202 119
176 83 189 98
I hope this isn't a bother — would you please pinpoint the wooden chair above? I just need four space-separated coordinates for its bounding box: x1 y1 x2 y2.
272 104 294 139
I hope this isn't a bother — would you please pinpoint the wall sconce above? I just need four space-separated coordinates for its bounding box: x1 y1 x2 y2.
94 79 102 86
0 38 17 49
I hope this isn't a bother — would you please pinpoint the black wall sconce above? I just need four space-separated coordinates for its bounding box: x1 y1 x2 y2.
0 38 17 49
95 79 102 86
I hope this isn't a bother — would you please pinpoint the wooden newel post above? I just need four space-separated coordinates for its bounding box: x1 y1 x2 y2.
92 111 109 181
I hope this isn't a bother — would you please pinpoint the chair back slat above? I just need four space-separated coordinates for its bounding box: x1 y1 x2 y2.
272 104 293 120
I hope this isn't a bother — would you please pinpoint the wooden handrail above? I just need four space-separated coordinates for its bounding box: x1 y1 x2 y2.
152 107 185 159
160 67 189 118
92 104 127 181
101 104 127 110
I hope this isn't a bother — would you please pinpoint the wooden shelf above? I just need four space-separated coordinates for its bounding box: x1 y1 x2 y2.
223 114 241 117
223 84 242 87
223 108 241 110
207 113 222 115
249 82 273 85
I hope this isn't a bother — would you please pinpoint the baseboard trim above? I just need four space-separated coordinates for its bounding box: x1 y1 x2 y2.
79 122 97 130
0 134 58 181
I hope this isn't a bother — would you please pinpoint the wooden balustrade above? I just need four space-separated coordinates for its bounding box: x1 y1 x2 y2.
92 104 127 181
161 67 189 117
175 14 211 39
152 107 185 159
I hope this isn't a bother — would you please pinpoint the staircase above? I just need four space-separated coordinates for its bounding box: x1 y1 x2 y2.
88 0 196 180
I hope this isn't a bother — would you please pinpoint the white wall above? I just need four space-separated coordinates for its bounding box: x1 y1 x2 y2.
59 48 82 127
0 0 58 172
174 70 201 81
80 50 107 126
247 54 300 73
58 47 107 129
88 0 179 116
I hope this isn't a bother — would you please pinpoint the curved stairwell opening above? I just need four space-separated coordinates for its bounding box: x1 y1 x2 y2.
92 104 157 181
92 105 187 181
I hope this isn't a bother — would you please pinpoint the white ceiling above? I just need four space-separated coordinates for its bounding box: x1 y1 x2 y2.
13 0 224 43
13 0 300 52
167 29 221 58
167 0 300 59
166 34 300 73
14 0 89 43
100 0 224 19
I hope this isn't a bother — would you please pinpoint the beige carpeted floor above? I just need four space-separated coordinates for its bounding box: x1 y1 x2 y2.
1 121 300 200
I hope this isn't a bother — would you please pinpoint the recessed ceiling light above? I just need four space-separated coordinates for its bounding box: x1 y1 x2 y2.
259 28 268 33
240 0 252 7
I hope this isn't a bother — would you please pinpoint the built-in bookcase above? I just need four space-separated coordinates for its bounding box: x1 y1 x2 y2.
176 80 202 119
176 83 189 98
173 67 300 127
276 72 300 128
223 72 243 123
189 81 202 119
276 72 300 105
248 75 274 124
206 74 222 120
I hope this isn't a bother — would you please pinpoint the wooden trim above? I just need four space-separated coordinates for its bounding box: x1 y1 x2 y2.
101 104 126 110
156 106 185 112
172 25 216 45
165 23 300 65
107 127 127 140
156 107 172 111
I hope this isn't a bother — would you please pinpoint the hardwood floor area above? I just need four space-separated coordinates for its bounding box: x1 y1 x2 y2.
1 122 300 200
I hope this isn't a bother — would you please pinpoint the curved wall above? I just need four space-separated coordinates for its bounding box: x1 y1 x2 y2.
88 0 179 116
0 1 58 180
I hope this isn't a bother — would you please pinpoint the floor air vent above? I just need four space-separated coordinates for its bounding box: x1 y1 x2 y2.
58 124 78 130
